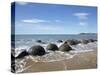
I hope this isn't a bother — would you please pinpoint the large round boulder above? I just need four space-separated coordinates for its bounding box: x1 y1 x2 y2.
81 40 89 44
57 40 63 43
36 40 46 44
28 45 46 56
67 40 79 45
94 39 97 41
59 43 72 52
46 43 58 51
63 41 68 44
88 39 95 42
16 50 29 59
36 40 42 43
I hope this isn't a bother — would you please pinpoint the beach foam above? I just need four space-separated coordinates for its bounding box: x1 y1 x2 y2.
13 41 97 73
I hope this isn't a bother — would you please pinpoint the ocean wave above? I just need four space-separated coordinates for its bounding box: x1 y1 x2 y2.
14 51 75 73
14 42 97 57
13 42 97 73
29 51 75 62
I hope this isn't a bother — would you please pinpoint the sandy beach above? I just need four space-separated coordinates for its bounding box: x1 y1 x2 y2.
20 50 97 73
11 2 97 73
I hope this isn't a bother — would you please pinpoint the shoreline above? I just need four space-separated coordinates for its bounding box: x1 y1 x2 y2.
20 50 97 73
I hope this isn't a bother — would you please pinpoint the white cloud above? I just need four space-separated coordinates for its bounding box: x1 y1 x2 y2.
22 19 49 23
16 2 28 5
21 19 63 24
55 20 62 23
73 12 90 20
79 22 88 26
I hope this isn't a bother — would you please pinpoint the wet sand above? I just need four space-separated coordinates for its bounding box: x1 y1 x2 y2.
20 50 97 73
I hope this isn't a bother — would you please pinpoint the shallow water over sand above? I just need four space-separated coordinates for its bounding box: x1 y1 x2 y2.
12 41 97 73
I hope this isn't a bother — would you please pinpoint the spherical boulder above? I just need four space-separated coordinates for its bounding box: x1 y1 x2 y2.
28 45 46 56
16 50 29 59
81 40 89 44
46 43 58 51
67 40 79 45
59 43 72 52
64 41 68 44
94 39 97 41
57 40 63 43
36 40 42 43
88 39 95 42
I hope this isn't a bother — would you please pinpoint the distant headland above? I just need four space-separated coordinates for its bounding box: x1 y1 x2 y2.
79 33 97 35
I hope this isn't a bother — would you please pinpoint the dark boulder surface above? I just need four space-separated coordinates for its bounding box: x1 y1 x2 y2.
63 41 68 44
36 40 46 44
81 40 89 44
67 39 80 45
28 45 46 56
57 40 63 43
36 40 42 43
16 50 29 59
94 39 97 41
59 43 73 52
88 39 95 42
46 43 59 51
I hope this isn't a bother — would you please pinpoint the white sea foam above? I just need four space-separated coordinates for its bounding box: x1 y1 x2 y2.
14 51 75 73
14 41 97 73
29 51 75 62
15 46 29 57
14 41 97 58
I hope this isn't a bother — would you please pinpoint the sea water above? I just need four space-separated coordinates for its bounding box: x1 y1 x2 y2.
12 34 97 73
14 34 97 56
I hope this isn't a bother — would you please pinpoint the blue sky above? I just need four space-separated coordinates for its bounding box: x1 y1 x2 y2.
13 2 97 34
